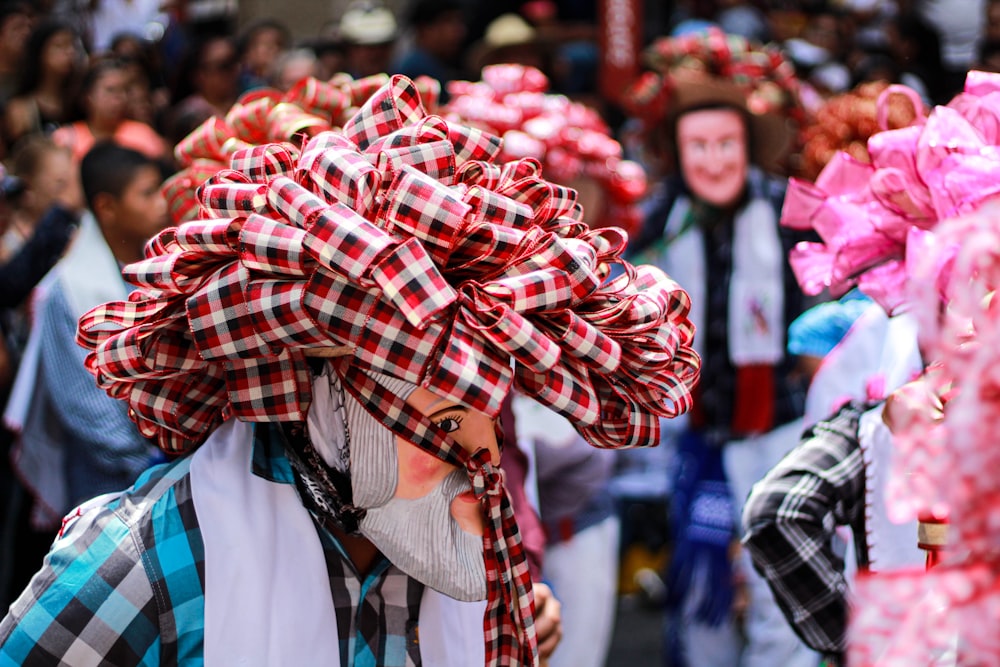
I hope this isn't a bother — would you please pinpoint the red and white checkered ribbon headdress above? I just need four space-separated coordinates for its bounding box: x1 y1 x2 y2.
77 73 700 666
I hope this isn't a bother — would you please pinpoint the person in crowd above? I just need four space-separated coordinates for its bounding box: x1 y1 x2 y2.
525 401 620 667
881 11 948 105
339 0 398 80
979 37 1000 72
52 58 168 163
784 6 853 108
306 31 346 82
0 76 702 666
392 0 467 101
758 68 1000 665
5 143 166 535
715 0 770 42
0 138 81 610
235 18 290 93
625 28 813 667
741 398 921 667
0 3 33 109
916 0 987 101
3 136 76 259
108 32 171 127
786 293 874 412
742 289 926 666
270 47 318 91
467 13 548 75
3 20 82 151
166 35 239 145
82 0 166 55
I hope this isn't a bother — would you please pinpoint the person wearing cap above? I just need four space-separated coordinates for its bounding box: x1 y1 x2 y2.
339 0 399 80
0 75 701 667
469 13 548 75
625 28 814 667
786 292 874 420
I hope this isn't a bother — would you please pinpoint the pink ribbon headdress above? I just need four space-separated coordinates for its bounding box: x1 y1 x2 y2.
76 74 700 666
782 73 1000 313
443 64 648 236
787 71 1000 666
848 201 1000 667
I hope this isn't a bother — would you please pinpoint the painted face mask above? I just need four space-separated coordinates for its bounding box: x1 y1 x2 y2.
307 367 488 601
676 107 749 208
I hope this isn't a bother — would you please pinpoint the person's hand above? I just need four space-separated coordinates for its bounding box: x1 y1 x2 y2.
729 540 749 634
882 375 945 435
533 581 562 665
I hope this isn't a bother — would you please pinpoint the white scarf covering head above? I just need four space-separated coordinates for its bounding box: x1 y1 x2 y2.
307 366 487 601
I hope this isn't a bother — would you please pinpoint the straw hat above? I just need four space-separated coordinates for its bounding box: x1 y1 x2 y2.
469 13 545 71
339 0 398 45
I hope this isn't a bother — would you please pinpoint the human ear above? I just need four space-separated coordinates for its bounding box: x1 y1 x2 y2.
91 191 116 225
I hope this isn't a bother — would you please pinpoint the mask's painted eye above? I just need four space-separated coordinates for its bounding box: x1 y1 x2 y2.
436 416 463 433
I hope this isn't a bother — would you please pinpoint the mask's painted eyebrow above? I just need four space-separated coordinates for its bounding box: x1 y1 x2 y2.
426 402 468 420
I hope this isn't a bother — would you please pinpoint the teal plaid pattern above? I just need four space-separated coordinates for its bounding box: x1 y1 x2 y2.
316 527 423 667
0 457 204 667
1 425 420 667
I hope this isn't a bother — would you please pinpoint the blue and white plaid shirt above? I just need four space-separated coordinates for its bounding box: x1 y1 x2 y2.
0 424 422 667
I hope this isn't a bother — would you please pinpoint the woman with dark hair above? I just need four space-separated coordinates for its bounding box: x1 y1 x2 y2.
51 58 167 163
3 20 83 151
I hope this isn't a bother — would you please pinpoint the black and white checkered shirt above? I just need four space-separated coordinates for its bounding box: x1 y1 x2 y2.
741 401 875 664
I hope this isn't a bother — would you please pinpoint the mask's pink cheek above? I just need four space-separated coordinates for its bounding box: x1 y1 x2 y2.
395 439 454 499
450 492 484 536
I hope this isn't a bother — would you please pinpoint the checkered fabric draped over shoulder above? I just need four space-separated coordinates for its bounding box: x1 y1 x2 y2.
77 73 700 457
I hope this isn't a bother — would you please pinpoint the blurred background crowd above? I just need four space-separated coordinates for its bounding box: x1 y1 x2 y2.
0 0 996 666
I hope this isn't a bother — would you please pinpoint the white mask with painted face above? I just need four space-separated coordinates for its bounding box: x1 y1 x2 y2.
307 369 487 601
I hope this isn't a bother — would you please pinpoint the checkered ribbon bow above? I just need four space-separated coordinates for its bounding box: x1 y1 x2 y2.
78 73 701 666
782 72 1000 315
163 72 442 223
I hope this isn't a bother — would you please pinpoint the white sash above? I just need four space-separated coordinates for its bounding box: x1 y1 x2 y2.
660 192 784 365
190 420 486 666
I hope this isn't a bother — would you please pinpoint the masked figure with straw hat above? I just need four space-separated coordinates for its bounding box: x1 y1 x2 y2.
624 27 812 667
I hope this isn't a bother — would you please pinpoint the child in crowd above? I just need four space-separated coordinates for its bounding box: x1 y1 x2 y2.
7 142 168 531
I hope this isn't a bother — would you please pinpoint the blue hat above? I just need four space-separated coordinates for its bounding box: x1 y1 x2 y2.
787 295 872 358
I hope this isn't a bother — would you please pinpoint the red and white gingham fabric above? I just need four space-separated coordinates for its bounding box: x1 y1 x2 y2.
77 74 701 666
